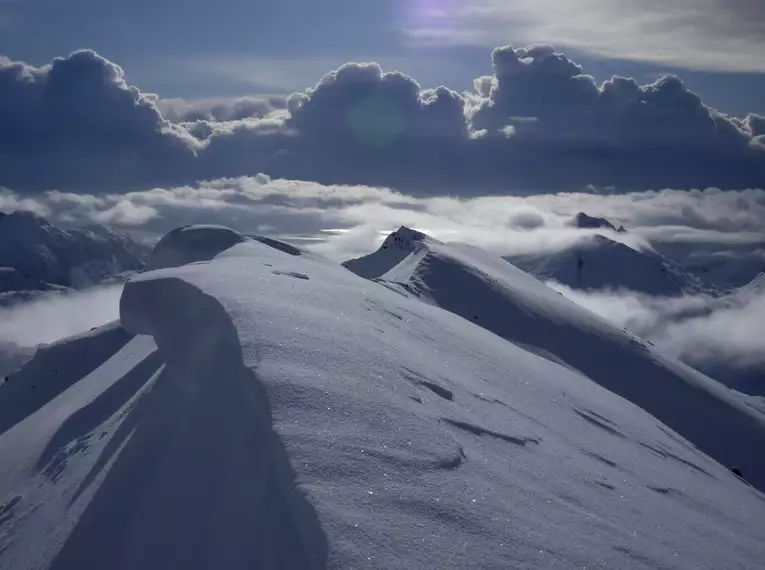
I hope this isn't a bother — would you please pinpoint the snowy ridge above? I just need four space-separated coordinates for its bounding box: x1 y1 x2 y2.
342 226 435 279
739 271 765 296
1 226 765 568
347 228 765 490
147 225 246 270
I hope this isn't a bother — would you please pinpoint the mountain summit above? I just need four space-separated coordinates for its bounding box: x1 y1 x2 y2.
343 226 437 279
573 212 627 233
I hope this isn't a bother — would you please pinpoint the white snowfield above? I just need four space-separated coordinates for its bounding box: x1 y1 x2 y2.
1 226 764 569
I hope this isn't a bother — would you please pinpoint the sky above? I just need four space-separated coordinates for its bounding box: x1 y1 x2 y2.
2 0 765 117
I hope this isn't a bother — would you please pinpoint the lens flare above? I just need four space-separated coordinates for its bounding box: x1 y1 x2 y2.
398 0 458 35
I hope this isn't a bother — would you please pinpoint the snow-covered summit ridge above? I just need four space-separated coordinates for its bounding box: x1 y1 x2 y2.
146 225 305 271
343 226 437 279
147 225 247 270
2 225 765 568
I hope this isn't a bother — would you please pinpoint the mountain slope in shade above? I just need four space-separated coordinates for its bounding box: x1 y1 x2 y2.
0 210 149 291
0 226 764 569
0 267 69 307
507 233 715 296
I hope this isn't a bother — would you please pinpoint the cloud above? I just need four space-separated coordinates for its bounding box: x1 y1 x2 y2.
2 177 763 267
465 46 762 191
1 48 764 195
403 0 765 73
548 280 765 392
156 95 287 123
0 285 122 348
0 50 198 192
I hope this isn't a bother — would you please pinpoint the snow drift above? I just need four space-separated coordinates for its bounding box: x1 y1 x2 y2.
1 225 764 569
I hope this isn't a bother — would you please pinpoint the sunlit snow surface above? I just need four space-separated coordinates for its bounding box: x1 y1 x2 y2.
1 228 764 569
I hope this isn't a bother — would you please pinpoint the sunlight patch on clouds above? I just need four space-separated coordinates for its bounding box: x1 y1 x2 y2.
403 0 765 72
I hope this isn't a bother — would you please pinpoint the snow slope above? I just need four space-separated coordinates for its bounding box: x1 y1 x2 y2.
1 226 764 569
507 234 712 296
0 210 149 291
346 228 765 489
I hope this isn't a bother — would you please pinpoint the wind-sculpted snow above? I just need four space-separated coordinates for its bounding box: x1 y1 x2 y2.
1 227 765 568
147 225 247 270
52 273 327 569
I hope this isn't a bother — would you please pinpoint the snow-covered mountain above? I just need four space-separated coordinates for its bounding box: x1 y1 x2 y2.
507 233 715 296
654 242 765 291
571 212 626 233
1 225 764 569
0 210 149 292
738 271 765 296
0 266 69 307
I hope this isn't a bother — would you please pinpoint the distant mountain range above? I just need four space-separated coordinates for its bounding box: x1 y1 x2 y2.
508 213 723 296
0 210 149 302
507 234 718 296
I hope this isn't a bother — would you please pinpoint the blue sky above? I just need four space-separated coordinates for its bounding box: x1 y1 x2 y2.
3 0 765 117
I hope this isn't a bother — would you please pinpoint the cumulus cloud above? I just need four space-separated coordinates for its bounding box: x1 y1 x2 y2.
0 50 198 192
465 46 762 191
548 280 765 393
1 47 764 195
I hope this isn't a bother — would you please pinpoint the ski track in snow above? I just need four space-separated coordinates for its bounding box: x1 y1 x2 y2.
0 226 764 568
